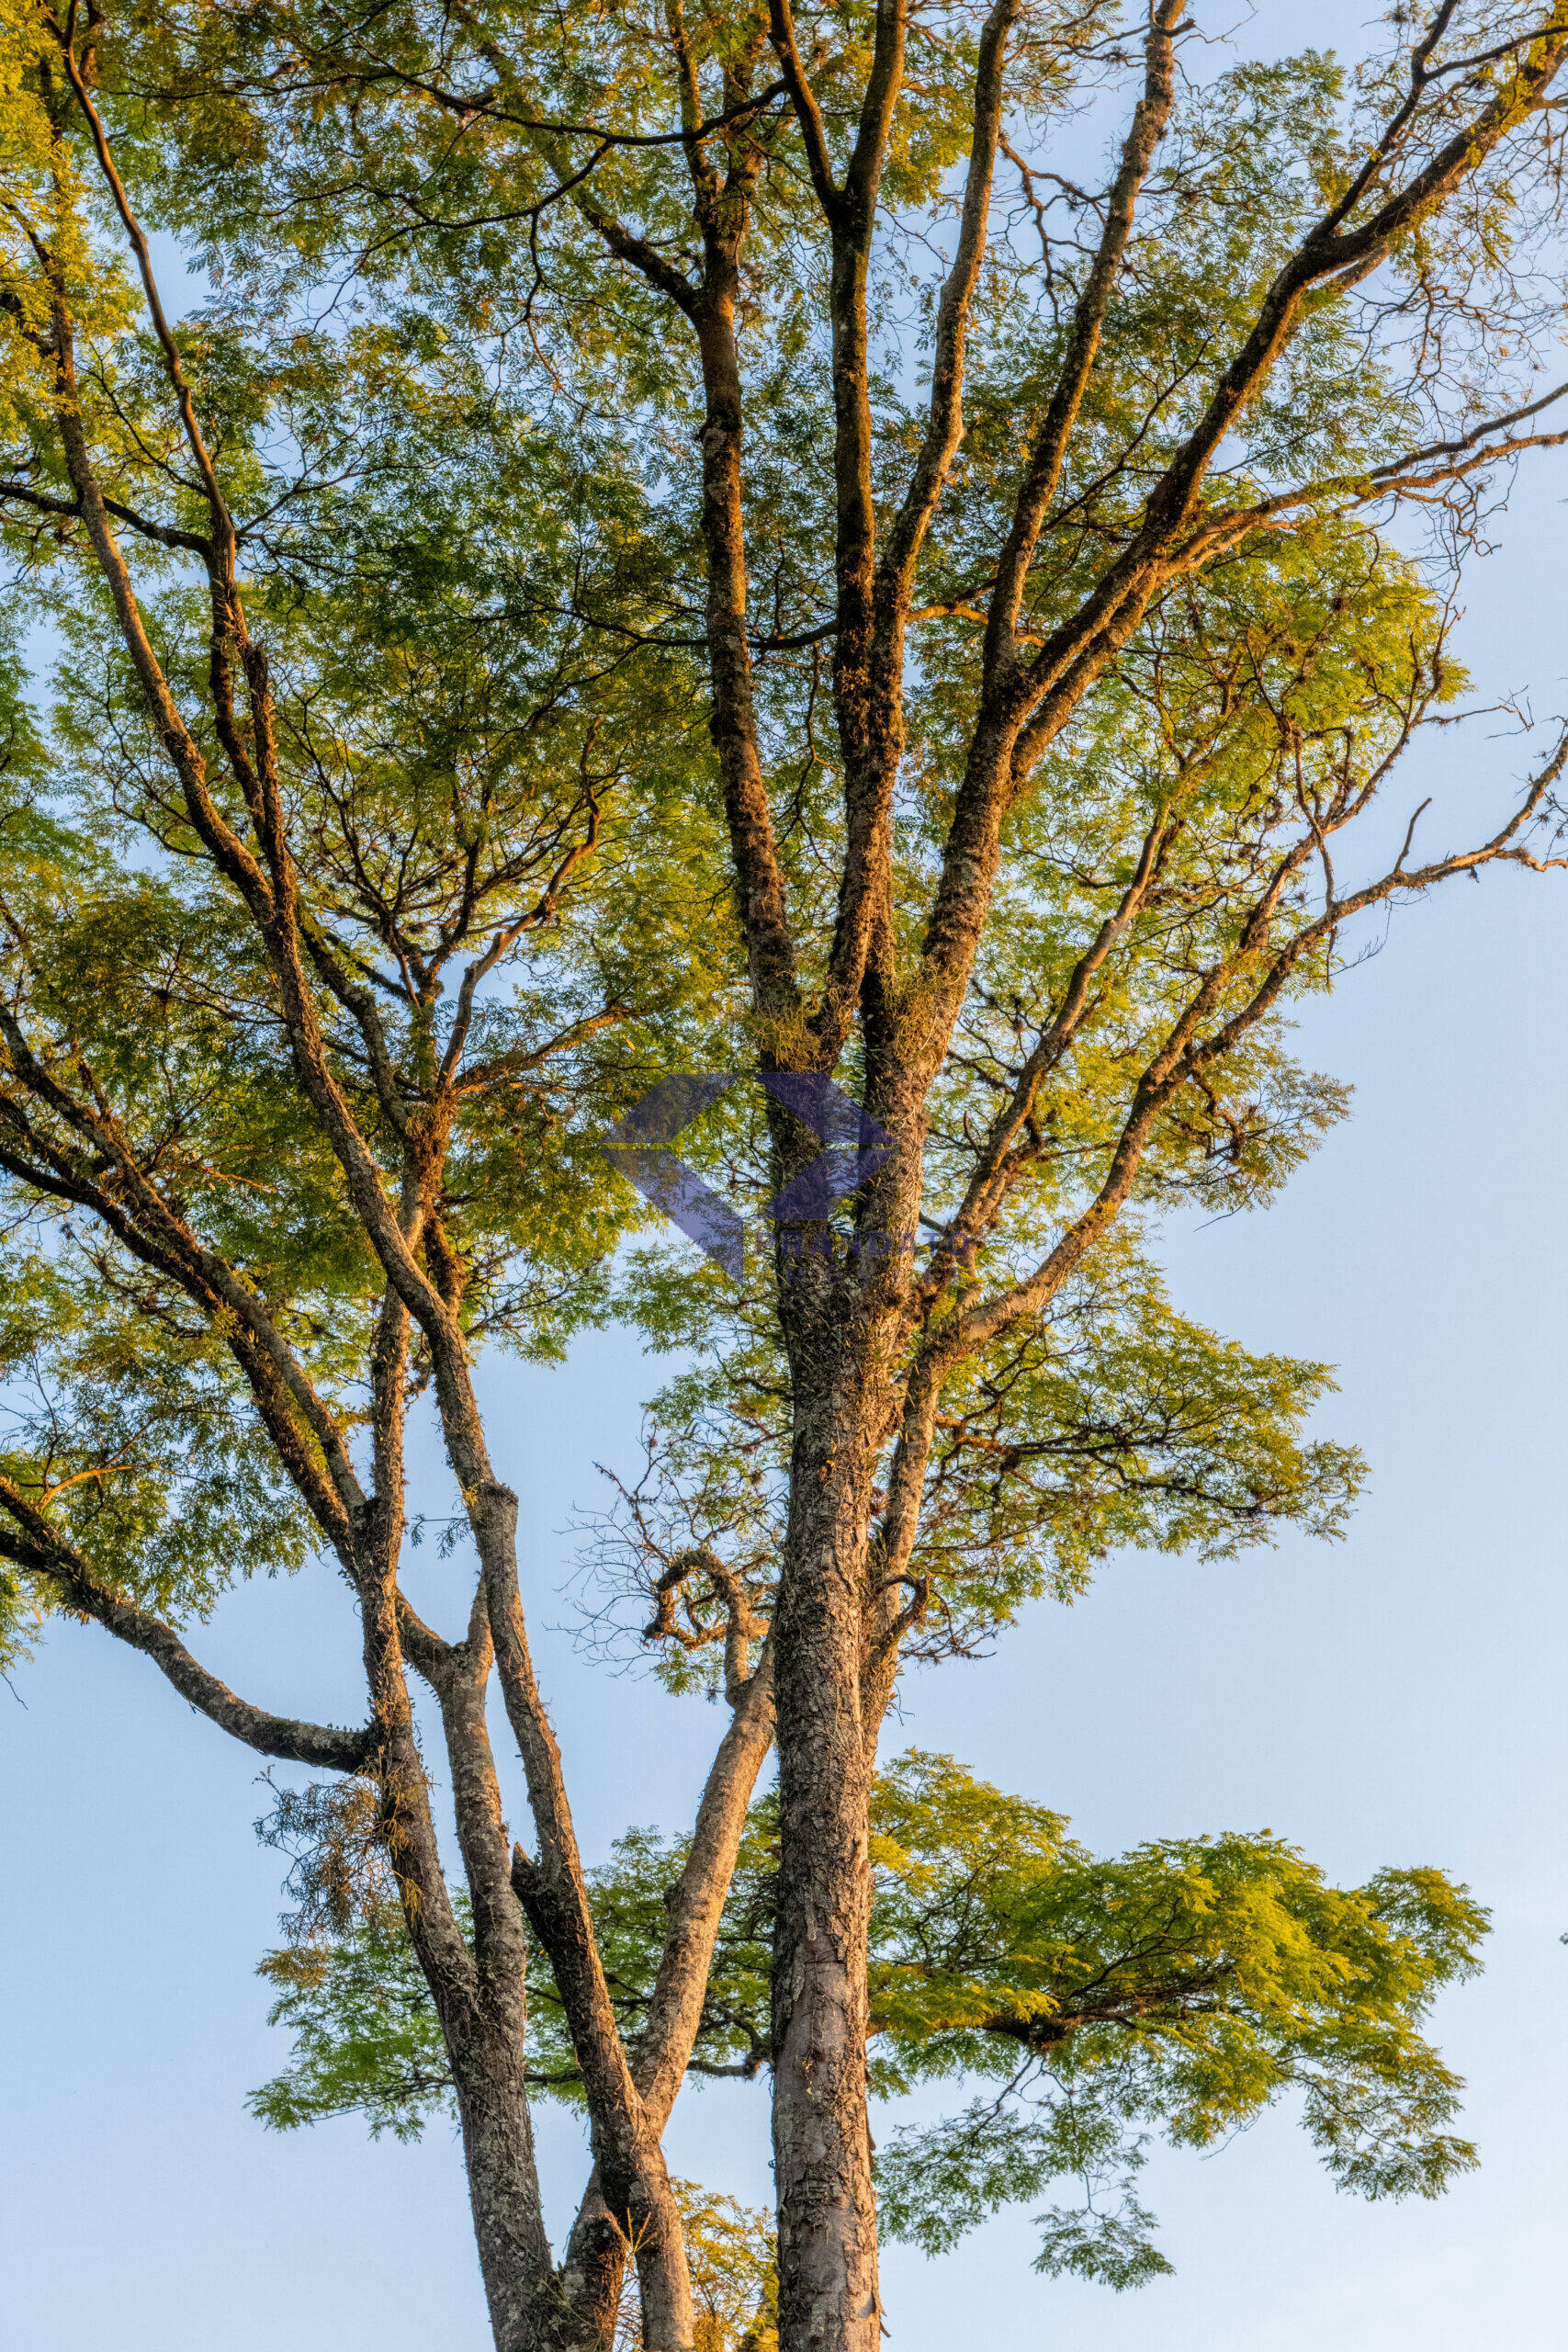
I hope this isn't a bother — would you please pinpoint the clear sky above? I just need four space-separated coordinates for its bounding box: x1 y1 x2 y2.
4 8 1567 2347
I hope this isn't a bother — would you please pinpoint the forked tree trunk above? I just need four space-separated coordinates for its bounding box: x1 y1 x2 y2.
558 2170 630 2350
508 1837 697 2352
555 1653 781 2346
443 2005 565 2352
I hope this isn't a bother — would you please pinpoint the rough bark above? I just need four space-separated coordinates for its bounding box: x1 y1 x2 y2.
446 2008 566 2352
557 1645 780 2339
768 1316 885 2352
511 1825 695 2352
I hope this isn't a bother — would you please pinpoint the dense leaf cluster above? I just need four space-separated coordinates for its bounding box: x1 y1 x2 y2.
251 1750 1486 2285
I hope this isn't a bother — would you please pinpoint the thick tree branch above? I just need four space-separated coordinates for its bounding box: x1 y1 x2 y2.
0 1476 375 1770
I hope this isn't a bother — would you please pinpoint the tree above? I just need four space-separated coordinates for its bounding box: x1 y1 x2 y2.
247 1750 1491 2306
0 28 740 2338
4 5 1567 2349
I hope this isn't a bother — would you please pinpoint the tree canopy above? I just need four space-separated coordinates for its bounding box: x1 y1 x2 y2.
3 4 1565 2347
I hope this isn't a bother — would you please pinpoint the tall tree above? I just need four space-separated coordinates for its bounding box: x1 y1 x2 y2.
4 5 1568 2348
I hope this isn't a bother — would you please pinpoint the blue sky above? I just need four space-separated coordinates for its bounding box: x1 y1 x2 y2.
4 8 1567 2346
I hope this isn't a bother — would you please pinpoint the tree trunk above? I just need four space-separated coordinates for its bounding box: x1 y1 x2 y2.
558 2168 629 2350
770 1346 881 2352
444 2007 566 2352
558 1651 780 2348
509 1840 696 2352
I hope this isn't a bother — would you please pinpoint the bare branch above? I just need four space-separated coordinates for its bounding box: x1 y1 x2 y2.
0 1476 375 1772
